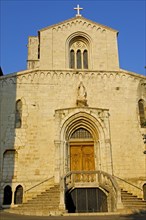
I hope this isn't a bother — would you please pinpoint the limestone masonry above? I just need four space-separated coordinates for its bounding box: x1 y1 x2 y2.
0 12 146 215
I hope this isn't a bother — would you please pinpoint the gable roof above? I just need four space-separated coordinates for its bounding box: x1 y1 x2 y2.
39 16 118 33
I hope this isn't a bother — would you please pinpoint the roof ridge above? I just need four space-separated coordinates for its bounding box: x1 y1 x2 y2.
39 16 118 33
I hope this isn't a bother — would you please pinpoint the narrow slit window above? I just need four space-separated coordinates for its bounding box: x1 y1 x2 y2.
77 50 81 69
15 100 22 128
70 50 75 69
138 100 145 127
83 50 88 69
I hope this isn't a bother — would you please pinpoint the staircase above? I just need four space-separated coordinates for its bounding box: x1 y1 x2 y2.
121 189 146 212
4 185 146 216
5 185 63 216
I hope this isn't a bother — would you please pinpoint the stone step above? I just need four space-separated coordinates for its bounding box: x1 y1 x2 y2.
122 197 142 200
121 188 146 211
15 205 60 210
31 196 60 200
122 203 146 207
124 205 146 209
123 200 146 204
121 193 138 197
39 194 60 197
25 203 59 207
45 188 60 191
6 184 61 215
121 193 135 197
7 209 63 216
26 199 59 204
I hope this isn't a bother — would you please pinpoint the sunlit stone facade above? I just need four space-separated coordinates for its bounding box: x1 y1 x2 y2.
0 15 146 213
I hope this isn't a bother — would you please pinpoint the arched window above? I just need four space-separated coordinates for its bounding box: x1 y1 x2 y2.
3 185 12 205
3 150 18 180
77 50 81 69
14 185 23 204
138 99 146 127
70 50 75 68
15 99 22 128
71 128 92 139
69 37 89 69
83 50 88 69
143 183 146 200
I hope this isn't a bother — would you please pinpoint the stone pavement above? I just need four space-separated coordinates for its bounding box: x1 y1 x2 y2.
0 211 146 220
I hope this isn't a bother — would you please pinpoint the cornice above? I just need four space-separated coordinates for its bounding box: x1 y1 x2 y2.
0 69 145 88
0 69 145 80
39 16 118 33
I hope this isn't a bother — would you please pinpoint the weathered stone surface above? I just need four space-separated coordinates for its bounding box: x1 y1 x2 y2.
0 14 146 214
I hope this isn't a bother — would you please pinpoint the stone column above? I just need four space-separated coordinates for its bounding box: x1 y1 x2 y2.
54 140 61 184
59 176 66 211
11 185 15 206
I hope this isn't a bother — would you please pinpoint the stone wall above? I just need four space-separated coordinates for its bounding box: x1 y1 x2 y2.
27 17 119 71
0 69 146 204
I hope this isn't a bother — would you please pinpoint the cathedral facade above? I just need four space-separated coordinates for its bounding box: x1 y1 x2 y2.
0 8 146 215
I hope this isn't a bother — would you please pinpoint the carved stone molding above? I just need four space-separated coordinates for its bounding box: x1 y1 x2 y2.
0 70 144 87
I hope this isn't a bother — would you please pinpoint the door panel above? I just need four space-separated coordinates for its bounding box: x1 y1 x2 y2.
70 146 82 171
70 144 95 182
70 145 95 171
82 146 95 171
70 146 82 181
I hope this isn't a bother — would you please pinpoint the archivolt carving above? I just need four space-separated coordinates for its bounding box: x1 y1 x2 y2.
1 78 15 87
52 19 107 33
52 72 57 80
97 27 101 32
62 25 66 30
59 72 64 79
55 108 110 142
92 25 96 30
0 70 143 86
52 27 56 32
9 78 16 85
109 74 114 79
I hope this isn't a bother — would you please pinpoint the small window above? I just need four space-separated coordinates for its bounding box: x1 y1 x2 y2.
83 50 88 69
138 99 146 127
14 185 23 204
3 185 12 205
70 50 75 68
15 99 22 128
38 44 40 59
77 50 81 69
3 150 18 180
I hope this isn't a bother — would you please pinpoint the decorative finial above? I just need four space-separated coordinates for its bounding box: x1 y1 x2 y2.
74 4 83 17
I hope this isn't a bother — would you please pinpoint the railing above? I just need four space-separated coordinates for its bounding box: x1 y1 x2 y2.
114 175 143 191
61 170 123 211
24 176 54 193
65 170 98 187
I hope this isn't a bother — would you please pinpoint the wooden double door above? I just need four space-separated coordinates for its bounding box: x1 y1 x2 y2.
70 143 95 179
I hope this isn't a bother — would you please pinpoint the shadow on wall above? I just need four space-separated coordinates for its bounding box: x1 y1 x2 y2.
0 75 23 208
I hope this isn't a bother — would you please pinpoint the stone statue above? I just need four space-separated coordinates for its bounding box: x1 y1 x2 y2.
76 82 88 107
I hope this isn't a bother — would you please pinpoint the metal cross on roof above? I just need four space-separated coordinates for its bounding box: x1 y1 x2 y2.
74 4 83 17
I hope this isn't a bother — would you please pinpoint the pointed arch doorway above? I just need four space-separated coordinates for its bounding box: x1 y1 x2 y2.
69 128 95 181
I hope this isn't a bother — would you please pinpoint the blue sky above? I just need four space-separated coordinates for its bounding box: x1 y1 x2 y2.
0 0 146 75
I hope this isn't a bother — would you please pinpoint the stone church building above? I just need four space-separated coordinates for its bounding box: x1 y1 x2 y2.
0 6 146 215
